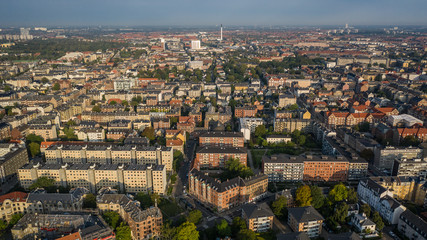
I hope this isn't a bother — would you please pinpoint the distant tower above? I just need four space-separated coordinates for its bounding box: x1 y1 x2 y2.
220 24 223 41
345 23 349 29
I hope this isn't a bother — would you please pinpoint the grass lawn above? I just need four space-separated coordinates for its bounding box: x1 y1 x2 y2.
251 149 266 169
159 198 184 218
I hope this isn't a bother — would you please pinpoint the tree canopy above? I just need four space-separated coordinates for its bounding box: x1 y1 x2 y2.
328 183 348 203
174 221 199 240
295 185 312 207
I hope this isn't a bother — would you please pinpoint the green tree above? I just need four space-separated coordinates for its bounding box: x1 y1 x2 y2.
175 221 199 240
41 77 49 84
0 220 7 231
116 222 132 240
122 100 128 106
236 229 257 240
231 217 247 237
26 134 44 144
8 213 23 227
28 177 56 192
296 185 312 207
4 85 11 92
141 127 156 141
83 193 97 209
310 186 324 209
287 104 299 111
328 183 348 203
272 196 287 219
347 188 358 204
254 125 267 138
374 74 382 82
401 135 420 147
92 105 101 112
216 219 231 238
52 83 60 90
173 151 184 172
135 192 152 209
360 204 371 217
109 100 117 105
186 210 202 225
372 211 384 231
103 211 122 229
332 202 349 224
161 222 176 240
29 142 41 157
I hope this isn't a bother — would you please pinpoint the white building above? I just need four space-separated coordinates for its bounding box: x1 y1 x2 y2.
191 40 201 50
239 118 265 141
357 178 406 224
351 213 376 233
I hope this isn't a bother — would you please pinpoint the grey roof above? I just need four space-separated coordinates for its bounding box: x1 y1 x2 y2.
400 210 427 238
200 131 244 138
197 146 247 154
288 206 324 223
242 202 274 219
27 192 80 204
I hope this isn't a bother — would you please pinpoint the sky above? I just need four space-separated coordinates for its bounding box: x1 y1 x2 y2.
1 0 426 27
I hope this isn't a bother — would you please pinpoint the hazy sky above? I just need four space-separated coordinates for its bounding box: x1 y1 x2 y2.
1 0 426 27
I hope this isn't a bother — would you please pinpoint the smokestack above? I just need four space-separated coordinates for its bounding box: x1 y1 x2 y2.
220 24 223 41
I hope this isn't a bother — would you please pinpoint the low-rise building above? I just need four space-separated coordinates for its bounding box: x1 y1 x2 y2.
350 213 376 233
266 135 292 144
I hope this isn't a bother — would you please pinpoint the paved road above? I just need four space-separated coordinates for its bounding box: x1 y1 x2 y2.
174 140 196 198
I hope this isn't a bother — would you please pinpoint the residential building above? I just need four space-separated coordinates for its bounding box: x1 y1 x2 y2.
241 202 274 232
11 213 114 240
0 192 28 221
374 146 423 171
274 119 312 133
398 210 427 240
239 118 265 141
0 146 30 183
350 213 376 233
392 158 427 177
18 163 167 194
266 135 292 144
98 194 162 240
199 132 244 147
288 206 324 238
357 178 406 224
188 169 268 211
194 146 247 170
28 124 57 140
44 143 173 171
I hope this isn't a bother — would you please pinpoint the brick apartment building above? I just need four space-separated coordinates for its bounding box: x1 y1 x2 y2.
194 146 247 170
199 132 244 147
188 169 268 211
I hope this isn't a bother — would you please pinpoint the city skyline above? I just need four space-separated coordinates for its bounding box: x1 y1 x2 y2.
1 0 427 27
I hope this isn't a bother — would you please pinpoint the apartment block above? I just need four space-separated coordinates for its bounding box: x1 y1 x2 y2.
188 169 268 211
44 143 173 171
262 154 366 182
194 146 247 170
242 202 274 232
398 210 427 240
374 146 423 171
18 163 167 194
274 118 312 133
98 194 162 240
235 106 257 118
28 124 57 140
0 145 30 183
288 206 324 238
392 158 427 177
357 178 407 224
199 132 244 147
